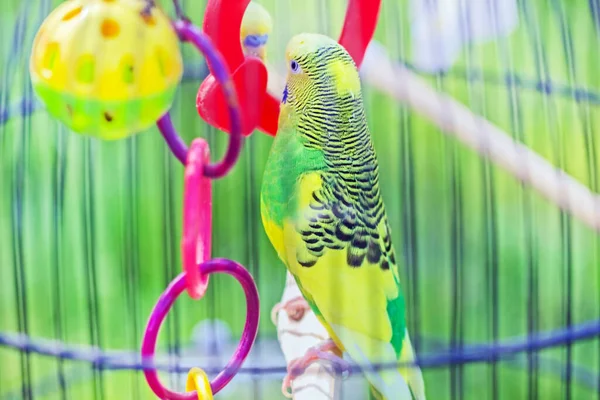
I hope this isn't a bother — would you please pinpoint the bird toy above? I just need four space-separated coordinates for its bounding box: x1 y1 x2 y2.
29 0 183 139
139 10 263 398
29 0 258 398
196 0 381 137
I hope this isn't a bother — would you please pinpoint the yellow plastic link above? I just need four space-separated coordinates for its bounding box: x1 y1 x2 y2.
186 368 214 400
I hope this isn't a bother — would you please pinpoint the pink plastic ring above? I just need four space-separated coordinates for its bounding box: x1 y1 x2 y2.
182 139 212 299
141 258 260 399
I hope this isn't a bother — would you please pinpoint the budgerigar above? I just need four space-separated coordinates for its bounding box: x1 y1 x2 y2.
260 33 426 399
240 1 273 61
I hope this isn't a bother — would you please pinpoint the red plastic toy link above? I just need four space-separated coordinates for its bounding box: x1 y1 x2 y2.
196 0 381 137
182 139 213 299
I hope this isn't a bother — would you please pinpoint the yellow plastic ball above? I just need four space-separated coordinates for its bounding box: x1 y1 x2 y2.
29 0 183 140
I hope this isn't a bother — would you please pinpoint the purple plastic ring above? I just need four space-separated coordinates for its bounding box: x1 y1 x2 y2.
141 258 260 399
158 20 243 179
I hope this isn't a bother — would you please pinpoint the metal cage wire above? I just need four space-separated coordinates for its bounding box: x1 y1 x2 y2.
1 0 600 399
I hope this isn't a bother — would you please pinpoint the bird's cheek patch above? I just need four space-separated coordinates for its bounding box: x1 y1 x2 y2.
328 60 361 96
282 84 288 104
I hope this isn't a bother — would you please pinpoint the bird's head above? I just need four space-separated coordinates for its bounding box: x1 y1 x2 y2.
280 33 362 119
240 2 273 62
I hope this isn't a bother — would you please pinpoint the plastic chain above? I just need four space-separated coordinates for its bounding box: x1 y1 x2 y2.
158 20 243 178
196 0 382 137
186 368 214 400
157 20 243 297
144 10 259 400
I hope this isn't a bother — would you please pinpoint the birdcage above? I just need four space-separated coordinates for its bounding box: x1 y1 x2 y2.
1 0 599 399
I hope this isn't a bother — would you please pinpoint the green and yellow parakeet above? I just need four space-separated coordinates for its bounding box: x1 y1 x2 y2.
260 33 426 399
240 1 273 61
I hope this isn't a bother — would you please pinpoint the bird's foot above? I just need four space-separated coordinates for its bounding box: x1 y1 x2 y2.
270 296 311 324
281 339 350 398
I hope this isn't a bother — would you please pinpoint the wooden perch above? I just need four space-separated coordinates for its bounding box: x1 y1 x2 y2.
273 272 339 400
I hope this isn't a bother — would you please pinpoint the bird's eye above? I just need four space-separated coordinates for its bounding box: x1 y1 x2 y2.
290 60 301 73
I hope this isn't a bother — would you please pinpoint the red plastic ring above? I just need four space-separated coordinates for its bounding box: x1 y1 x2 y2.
196 0 382 137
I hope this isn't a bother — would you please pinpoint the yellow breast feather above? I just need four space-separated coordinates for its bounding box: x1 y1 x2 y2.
282 172 400 347
260 196 286 262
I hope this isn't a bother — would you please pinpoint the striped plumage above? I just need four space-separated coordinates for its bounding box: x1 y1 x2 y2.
261 33 425 399
282 43 391 270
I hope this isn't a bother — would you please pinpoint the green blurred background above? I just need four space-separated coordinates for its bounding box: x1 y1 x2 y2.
1 0 600 399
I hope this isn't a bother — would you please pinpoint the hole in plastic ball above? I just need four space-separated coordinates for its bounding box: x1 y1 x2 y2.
101 19 120 38
104 112 114 122
42 42 60 73
76 54 95 84
62 6 82 21
120 54 135 84
141 12 156 26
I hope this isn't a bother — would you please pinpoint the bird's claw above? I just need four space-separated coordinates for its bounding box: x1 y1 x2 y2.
281 340 350 398
271 296 311 324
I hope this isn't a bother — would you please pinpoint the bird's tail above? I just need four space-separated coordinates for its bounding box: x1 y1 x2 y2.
331 324 425 400
398 330 425 399
367 330 425 400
